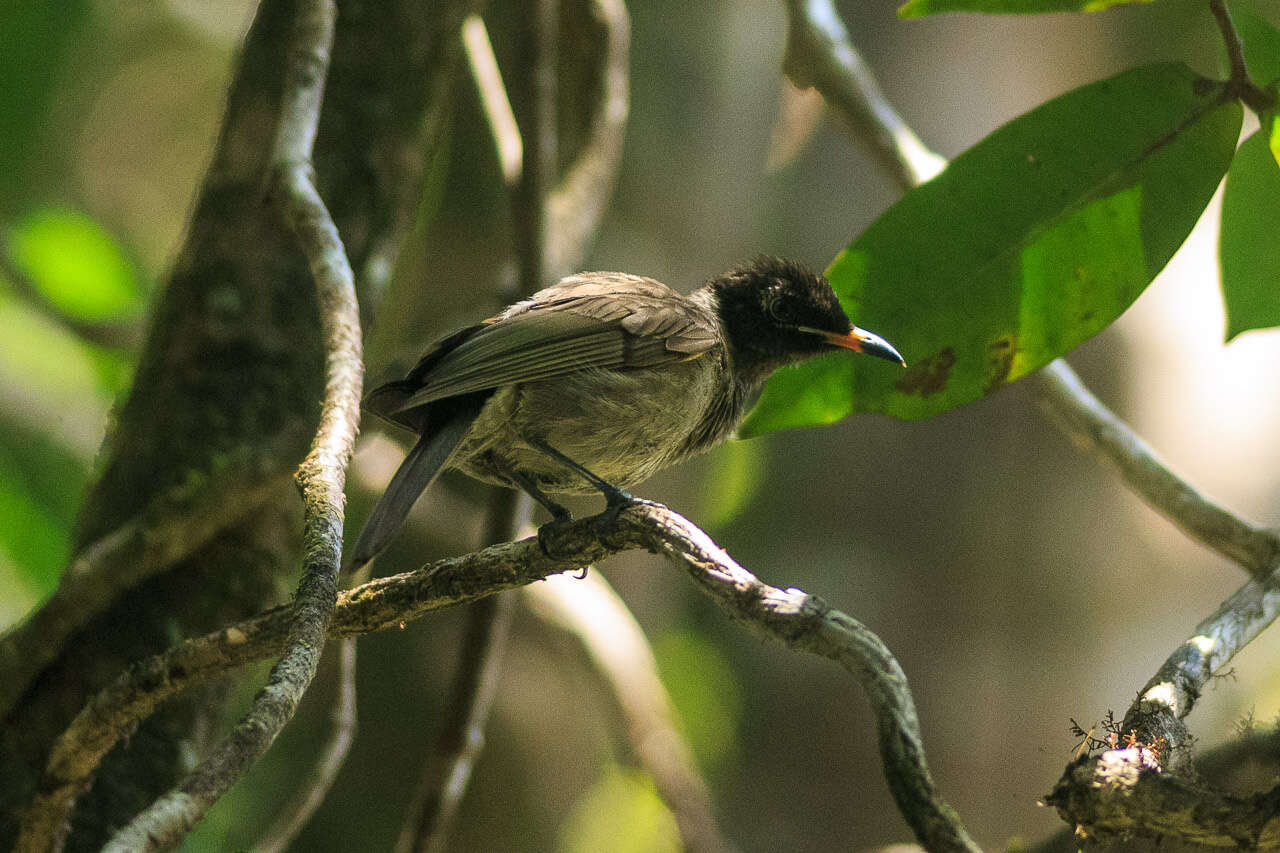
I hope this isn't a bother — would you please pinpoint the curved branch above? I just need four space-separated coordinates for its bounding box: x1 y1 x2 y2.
100 3 363 848
19 502 976 853
1029 360 1280 577
780 0 945 191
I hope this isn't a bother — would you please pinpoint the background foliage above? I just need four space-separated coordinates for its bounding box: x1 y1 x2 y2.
3 0 1280 849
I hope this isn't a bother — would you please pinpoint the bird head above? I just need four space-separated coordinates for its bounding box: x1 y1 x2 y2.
709 257 905 383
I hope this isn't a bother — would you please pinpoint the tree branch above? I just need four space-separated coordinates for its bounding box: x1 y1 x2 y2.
98 3 363 848
1029 361 1280 577
526 571 739 853
19 501 976 853
255 636 358 853
1045 751 1280 848
780 0 945 191
463 15 523 187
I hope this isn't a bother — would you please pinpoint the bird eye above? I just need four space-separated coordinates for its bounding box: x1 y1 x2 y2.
767 292 793 323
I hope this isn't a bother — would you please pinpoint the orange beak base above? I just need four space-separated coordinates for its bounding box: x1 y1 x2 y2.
820 326 906 366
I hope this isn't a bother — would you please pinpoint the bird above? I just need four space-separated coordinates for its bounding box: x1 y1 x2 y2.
347 256 905 571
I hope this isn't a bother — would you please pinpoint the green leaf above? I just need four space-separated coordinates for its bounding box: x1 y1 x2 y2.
741 64 1240 435
1220 129 1280 340
7 208 142 323
1231 7 1280 88
899 0 1148 18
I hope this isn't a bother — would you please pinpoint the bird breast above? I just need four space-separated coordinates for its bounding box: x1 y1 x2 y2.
452 353 729 494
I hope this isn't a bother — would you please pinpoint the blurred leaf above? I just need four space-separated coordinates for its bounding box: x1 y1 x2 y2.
0 290 126 399
0 424 86 596
1220 129 1280 340
1272 112 1280 168
0 0 88 212
1231 7 1280 88
699 438 766 527
557 765 680 853
741 64 1240 435
654 631 742 766
1269 110 1280 169
7 208 142 323
899 0 1148 18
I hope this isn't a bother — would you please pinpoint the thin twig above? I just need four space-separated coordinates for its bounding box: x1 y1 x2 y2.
18 501 978 853
526 571 739 853
396 594 515 853
1210 0 1278 114
1029 361 1280 577
98 3 361 849
255 636 358 853
1213 0 1251 85
1122 565 1280 743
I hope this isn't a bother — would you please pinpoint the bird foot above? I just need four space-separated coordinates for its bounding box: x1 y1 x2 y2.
536 514 576 561
591 489 653 549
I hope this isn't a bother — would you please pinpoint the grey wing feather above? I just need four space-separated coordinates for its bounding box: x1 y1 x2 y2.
392 274 718 414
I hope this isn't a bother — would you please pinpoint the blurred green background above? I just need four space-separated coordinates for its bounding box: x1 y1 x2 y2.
4 0 1280 850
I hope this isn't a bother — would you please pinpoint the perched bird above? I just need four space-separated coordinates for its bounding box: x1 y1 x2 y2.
348 257 904 571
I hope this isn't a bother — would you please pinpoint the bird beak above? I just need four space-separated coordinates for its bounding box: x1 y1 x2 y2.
805 325 907 366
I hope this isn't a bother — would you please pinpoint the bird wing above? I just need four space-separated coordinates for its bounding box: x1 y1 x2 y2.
388 275 719 414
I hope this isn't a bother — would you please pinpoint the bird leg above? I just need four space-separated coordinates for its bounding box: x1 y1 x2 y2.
506 469 572 522
505 469 582 564
525 437 646 550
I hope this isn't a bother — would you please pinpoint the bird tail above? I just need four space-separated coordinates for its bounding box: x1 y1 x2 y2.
345 402 480 574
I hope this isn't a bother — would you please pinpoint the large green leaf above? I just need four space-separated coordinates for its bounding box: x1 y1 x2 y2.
899 0 1147 18
741 64 1240 435
1220 129 1280 340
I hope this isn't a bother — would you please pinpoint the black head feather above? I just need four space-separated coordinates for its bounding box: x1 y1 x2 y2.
706 257 855 383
